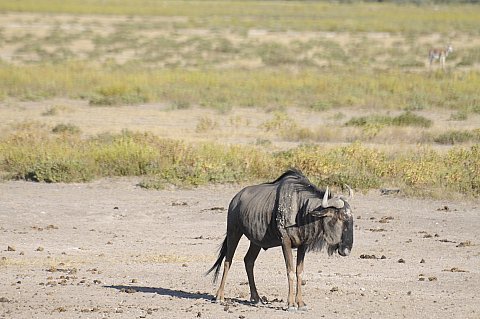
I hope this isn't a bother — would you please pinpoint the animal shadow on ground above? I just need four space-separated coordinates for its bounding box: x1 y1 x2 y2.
105 285 284 310
105 285 213 301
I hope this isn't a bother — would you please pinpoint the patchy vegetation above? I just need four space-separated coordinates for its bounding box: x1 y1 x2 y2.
434 129 480 145
0 129 478 197
1 1 479 34
1 64 479 112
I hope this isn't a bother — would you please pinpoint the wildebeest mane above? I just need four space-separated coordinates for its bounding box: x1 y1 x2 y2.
273 169 332 218
269 169 333 253
271 168 329 198
268 168 306 184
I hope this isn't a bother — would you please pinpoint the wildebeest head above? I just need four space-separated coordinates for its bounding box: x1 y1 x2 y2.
310 186 354 257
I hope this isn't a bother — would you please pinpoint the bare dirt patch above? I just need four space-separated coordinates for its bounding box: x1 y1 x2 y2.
0 179 478 318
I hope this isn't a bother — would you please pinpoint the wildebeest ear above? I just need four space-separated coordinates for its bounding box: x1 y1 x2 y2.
339 184 354 202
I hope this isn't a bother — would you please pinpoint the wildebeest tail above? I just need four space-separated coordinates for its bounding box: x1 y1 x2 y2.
206 236 227 283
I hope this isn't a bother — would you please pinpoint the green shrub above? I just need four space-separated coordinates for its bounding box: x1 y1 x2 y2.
434 129 480 145
89 85 149 106
91 133 160 176
444 145 480 195
346 112 432 128
0 137 94 183
345 115 389 127
25 158 93 183
52 123 81 135
258 43 298 66
392 112 432 127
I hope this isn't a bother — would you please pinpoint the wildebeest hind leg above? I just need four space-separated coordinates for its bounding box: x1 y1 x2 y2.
214 230 242 303
244 242 262 304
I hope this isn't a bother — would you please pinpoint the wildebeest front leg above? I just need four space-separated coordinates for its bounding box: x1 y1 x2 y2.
295 245 307 311
281 237 296 311
244 242 262 304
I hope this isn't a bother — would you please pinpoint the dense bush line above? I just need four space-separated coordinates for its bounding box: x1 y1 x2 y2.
0 130 478 197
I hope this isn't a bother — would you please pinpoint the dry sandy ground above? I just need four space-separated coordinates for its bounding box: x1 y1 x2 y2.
0 178 479 319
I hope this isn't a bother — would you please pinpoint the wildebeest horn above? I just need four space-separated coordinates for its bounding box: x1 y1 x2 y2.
322 186 329 208
321 187 345 209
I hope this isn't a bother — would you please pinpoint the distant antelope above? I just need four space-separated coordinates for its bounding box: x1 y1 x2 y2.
428 44 453 69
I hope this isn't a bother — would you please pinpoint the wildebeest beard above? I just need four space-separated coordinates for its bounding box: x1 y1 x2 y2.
327 244 339 256
293 222 342 255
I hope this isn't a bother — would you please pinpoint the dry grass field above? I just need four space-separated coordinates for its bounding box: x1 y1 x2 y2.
0 8 479 148
1 4 479 196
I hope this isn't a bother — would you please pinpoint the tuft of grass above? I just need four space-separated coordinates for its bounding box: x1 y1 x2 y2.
308 100 331 112
449 110 469 121
52 123 81 135
456 46 480 67
89 85 149 106
261 111 295 132
260 112 320 142
195 117 218 133
434 129 480 145
392 112 433 128
170 99 191 110
42 106 60 117
255 138 272 147
346 115 389 127
346 112 432 128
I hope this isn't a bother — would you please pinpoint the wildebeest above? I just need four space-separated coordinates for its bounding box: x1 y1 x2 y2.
207 169 354 311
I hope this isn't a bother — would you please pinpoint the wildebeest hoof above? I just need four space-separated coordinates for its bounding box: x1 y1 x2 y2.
250 299 262 306
250 294 267 306
287 306 297 312
298 305 308 312
211 297 223 304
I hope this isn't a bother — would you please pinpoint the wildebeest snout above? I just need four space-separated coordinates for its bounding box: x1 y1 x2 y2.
338 245 350 256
